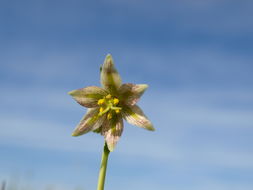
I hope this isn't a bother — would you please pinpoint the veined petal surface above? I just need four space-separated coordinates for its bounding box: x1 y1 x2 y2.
118 83 148 105
100 54 122 94
102 116 124 151
72 108 106 136
122 105 154 131
68 86 107 108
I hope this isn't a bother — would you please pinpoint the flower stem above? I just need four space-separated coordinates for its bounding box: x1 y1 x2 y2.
97 142 110 190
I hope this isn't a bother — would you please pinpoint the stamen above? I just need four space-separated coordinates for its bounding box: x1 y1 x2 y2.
115 109 120 114
113 98 119 105
99 107 110 116
106 94 112 99
107 113 112 120
97 99 105 105
99 107 104 113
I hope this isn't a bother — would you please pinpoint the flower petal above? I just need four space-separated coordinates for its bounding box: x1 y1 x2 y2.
118 83 148 105
72 108 106 136
122 105 155 131
68 86 107 108
100 54 122 94
102 116 124 151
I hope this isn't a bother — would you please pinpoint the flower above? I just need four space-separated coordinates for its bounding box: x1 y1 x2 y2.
68 54 155 151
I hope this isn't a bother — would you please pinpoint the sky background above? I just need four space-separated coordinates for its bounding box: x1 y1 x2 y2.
0 0 253 190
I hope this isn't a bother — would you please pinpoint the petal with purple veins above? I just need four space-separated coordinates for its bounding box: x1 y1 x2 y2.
72 108 106 136
102 116 124 151
118 83 148 105
100 54 122 94
122 105 154 131
68 86 107 108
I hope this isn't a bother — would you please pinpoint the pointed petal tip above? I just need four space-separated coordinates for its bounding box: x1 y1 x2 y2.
139 84 149 90
143 123 155 131
72 131 85 137
104 54 114 65
148 125 155 131
71 132 79 137
106 53 112 59
68 90 75 96
72 129 85 137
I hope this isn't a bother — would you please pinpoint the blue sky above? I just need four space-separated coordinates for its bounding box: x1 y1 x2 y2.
0 0 253 190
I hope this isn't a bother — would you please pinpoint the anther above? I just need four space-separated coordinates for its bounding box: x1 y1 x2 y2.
99 107 104 113
97 99 105 105
113 98 119 105
107 113 112 120
115 109 120 114
106 94 112 99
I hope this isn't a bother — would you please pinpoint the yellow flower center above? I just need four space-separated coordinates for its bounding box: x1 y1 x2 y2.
97 94 121 120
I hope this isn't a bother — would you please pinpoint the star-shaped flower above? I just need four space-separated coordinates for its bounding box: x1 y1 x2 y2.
68 54 154 151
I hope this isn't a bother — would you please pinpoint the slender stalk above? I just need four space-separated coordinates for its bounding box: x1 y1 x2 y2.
97 143 110 190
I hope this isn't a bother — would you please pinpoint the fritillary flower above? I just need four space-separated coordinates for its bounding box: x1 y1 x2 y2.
69 54 154 151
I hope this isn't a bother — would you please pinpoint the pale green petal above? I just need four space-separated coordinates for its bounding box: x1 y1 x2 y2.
68 86 107 108
122 105 154 131
118 83 148 105
72 108 106 136
102 116 124 152
100 54 122 94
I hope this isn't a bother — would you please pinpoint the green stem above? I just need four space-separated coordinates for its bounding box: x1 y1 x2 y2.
97 143 110 190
